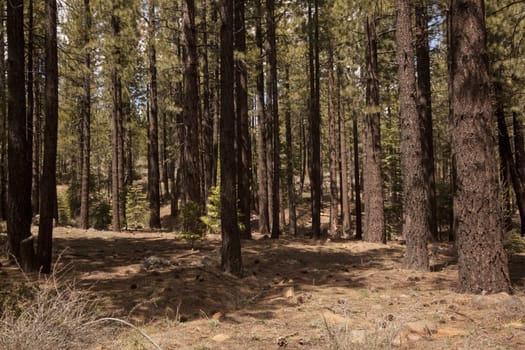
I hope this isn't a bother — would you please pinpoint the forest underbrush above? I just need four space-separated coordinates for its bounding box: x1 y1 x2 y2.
1 214 525 349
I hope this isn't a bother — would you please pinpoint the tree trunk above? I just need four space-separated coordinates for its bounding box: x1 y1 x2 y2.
219 0 242 276
363 16 385 243
7 0 33 267
182 0 203 206
37 0 59 273
415 3 437 241
513 112 525 188
494 73 525 236
450 0 510 293
309 0 321 239
79 0 91 230
147 0 161 229
353 112 363 240
0 8 6 220
396 0 429 270
337 65 351 237
201 0 214 199
235 0 251 239
327 42 339 238
265 0 280 239
284 66 297 236
111 5 122 232
27 0 35 214
255 0 269 235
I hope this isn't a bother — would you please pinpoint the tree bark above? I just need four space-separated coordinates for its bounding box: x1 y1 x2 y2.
327 42 339 237
7 0 33 267
147 0 161 229
38 0 59 273
284 66 297 236
450 0 510 293
415 3 437 241
396 0 429 270
353 112 363 240
182 0 203 206
266 0 280 239
309 0 321 239
219 0 242 276
363 16 385 243
27 0 35 214
514 111 525 188
337 65 352 238
494 73 525 236
111 4 122 232
235 0 251 239
255 0 269 235
0 7 6 220
79 0 91 230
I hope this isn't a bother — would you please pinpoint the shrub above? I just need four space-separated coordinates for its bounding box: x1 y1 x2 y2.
57 191 71 226
125 183 148 230
201 186 221 234
180 201 207 248
0 273 108 350
89 193 111 230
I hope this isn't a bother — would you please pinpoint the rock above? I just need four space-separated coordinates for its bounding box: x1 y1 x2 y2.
141 255 171 270
471 292 522 311
284 286 295 298
212 334 230 343
392 320 438 347
212 312 224 320
277 337 288 347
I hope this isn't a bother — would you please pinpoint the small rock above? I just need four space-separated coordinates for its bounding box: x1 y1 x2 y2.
393 320 438 346
284 287 295 298
212 312 224 320
277 337 288 347
212 334 230 343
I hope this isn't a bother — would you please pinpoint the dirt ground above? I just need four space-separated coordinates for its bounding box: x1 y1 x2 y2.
2 215 525 349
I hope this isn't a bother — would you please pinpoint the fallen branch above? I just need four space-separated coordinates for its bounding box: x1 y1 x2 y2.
86 317 162 350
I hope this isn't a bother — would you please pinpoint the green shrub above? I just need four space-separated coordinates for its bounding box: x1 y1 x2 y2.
180 201 206 248
125 183 148 230
201 186 221 234
57 191 71 226
89 193 111 230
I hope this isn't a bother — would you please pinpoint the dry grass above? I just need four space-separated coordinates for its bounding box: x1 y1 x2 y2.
0 264 109 350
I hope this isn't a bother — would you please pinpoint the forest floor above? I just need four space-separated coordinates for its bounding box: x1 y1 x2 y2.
2 206 525 349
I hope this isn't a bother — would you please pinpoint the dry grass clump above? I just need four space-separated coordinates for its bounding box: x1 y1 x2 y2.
0 267 109 350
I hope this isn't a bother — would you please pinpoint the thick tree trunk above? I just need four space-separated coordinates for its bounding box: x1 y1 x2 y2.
415 3 437 241
38 0 59 273
235 0 251 239
219 0 242 276
363 16 385 243
284 66 297 236
147 0 161 229
450 0 510 293
182 0 203 206
255 0 269 235
327 43 339 237
7 0 33 267
111 5 122 232
396 0 429 270
79 0 91 230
